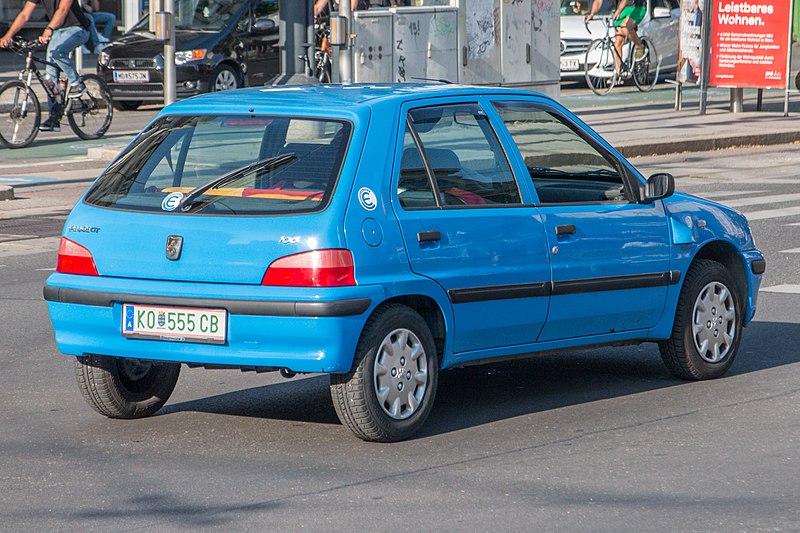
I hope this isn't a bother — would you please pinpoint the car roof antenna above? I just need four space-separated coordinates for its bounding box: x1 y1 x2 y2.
410 77 454 84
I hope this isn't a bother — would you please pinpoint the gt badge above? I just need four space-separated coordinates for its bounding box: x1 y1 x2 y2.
166 235 184 261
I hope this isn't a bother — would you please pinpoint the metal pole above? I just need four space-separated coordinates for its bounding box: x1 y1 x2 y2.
698 0 712 115
785 8 793 117
730 87 743 112
163 0 176 106
338 0 352 83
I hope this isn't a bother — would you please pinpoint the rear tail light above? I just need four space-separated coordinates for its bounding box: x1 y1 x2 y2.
262 249 356 287
56 237 99 276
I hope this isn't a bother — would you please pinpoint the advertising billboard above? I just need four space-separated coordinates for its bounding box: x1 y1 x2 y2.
708 0 792 88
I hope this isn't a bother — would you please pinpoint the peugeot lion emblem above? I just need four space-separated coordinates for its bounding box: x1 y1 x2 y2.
166 235 184 261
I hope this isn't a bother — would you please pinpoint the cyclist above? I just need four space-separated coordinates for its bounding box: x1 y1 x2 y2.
584 0 646 76
0 0 91 132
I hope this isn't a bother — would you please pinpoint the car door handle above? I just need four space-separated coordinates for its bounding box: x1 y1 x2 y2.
417 230 441 243
555 224 576 236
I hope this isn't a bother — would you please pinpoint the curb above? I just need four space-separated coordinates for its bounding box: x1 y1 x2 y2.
617 130 800 158
0 185 14 201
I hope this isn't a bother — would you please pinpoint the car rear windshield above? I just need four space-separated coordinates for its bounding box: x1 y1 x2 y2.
84 115 351 216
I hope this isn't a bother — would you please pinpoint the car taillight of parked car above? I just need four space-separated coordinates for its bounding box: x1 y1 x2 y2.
261 249 356 287
56 238 99 276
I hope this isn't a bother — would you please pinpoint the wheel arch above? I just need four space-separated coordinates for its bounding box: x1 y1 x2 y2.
368 295 447 368
690 240 749 313
211 60 244 87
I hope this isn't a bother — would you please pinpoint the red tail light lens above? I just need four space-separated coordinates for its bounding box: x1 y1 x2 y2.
262 249 356 287
56 237 99 276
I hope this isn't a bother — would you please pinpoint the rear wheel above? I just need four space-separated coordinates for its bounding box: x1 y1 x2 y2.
584 38 616 95
659 259 742 380
0 80 40 149
330 304 438 442
632 38 660 92
74 354 180 418
67 74 113 140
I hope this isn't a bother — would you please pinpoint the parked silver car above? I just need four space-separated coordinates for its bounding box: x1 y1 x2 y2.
559 0 680 80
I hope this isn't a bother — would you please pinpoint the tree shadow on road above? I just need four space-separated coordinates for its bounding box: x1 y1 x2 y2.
159 320 800 438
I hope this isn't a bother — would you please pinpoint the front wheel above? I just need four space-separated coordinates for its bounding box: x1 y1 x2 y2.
633 38 660 92
330 304 439 442
74 354 180 418
658 259 742 380
67 74 113 140
585 38 617 95
210 64 241 92
0 80 40 149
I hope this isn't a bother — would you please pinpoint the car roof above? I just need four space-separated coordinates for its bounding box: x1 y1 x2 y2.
160 83 552 118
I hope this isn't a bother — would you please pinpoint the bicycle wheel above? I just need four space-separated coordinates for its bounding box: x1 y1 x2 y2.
633 38 660 92
0 80 40 149
67 74 113 140
584 39 617 96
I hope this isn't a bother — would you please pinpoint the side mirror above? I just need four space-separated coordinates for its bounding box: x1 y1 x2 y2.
644 172 675 201
652 6 671 18
253 18 275 31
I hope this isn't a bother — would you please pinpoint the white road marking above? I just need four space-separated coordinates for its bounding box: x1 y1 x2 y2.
0 237 60 258
701 190 767 200
779 248 800 254
35 267 56 271
760 285 800 294
742 206 800 221
721 193 800 208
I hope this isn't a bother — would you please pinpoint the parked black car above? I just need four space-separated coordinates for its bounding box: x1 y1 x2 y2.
98 0 279 110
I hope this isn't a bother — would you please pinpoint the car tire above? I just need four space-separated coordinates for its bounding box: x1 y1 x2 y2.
74 354 180 419
330 304 438 442
112 100 142 111
210 64 241 92
658 259 742 380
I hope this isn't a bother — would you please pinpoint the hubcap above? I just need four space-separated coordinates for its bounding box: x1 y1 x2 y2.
692 281 736 363
214 70 238 91
373 328 428 420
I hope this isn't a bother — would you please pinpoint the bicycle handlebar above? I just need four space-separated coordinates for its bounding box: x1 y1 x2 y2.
7 37 45 54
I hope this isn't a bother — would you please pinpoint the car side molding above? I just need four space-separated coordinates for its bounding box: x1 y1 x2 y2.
448 270 682 303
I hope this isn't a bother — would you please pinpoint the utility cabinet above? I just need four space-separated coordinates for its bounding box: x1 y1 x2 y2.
352 11 394 83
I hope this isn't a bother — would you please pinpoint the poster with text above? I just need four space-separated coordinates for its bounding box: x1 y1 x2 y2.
678 0 704 84
709 0 791 88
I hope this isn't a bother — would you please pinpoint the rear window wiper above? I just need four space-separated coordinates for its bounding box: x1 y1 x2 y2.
178 152 296 212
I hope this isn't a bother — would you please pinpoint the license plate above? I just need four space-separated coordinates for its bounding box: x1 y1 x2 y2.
122 303 227 344
561 58 580 71
113 70 149 83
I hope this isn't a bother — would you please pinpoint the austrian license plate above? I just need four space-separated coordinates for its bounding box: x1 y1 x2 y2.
113 70 149 83
122 303 227 344
560 58 580 71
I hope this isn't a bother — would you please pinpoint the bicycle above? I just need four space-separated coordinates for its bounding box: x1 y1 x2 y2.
0 38 113 149
584 16 660 96
300 21 332 83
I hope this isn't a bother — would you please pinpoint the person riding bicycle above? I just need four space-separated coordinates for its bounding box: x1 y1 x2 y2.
584 0 646 76
0 0 91 132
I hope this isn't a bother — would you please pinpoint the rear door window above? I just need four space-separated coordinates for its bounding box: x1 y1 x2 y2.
85 115 350 215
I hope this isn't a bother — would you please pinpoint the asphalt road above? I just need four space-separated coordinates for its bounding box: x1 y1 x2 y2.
0 145 798 531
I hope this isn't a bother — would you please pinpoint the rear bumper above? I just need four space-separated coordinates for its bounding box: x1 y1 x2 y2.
44 275 381 373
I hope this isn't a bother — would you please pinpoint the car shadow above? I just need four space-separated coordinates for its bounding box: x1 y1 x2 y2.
159 320 800 438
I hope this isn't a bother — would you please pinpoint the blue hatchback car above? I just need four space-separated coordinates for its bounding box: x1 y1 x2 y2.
45 84 765 441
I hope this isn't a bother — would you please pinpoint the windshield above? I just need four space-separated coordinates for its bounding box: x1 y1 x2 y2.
132 0 246 31
85 115 351 216
560 0 612 16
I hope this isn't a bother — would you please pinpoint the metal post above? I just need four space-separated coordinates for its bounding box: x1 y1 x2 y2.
163 0 176 106
785 10 793 117
698 0 712 115
730 87 743 112
339 0 352 83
